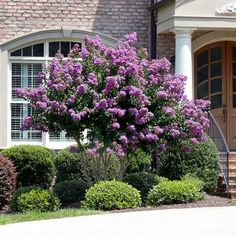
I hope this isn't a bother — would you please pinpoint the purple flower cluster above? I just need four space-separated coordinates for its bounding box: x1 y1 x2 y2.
17 32 210 157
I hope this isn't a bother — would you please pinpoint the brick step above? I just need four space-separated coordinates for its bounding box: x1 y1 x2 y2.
229 190 236 199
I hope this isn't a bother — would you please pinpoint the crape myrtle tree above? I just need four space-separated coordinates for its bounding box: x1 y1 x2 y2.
17 32 210 175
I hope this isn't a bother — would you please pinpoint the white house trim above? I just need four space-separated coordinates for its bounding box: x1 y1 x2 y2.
193 31 236 52
0 29 117 149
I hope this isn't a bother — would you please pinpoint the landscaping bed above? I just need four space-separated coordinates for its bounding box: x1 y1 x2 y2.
110 195 236 213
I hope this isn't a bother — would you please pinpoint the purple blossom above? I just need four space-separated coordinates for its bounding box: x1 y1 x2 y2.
76 84 87 95
36 101 47 110
87 73 98 86
67 95 76 104
112 122 120 129
107 108 126 117
119 135 128 145
95 99 108 110
157 90 168 100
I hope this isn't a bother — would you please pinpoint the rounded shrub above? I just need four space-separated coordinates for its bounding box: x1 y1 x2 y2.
0 155 17 210
54 148 82 183
159 138 219 194
54 180 88 206
1 145 56 188
123 172 168 202
147 177 204 206
17 189 60 212
82 180 141 210
9 185 41 211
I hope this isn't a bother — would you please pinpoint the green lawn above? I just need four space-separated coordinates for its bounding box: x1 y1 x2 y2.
0 208 103 225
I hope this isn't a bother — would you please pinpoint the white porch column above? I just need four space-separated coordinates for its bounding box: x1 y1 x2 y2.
174 29 194 99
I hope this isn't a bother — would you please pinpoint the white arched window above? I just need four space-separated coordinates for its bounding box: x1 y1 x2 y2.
9 40 82 147
0 29 117 149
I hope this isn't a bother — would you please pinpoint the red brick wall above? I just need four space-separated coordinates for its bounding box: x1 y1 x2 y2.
0 0 150 48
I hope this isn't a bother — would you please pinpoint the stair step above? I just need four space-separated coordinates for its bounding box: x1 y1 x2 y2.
230 191 236 199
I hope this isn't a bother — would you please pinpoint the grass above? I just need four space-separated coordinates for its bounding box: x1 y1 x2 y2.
0 208 103 225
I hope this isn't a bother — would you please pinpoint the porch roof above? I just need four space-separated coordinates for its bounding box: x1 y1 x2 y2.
148 0 174 11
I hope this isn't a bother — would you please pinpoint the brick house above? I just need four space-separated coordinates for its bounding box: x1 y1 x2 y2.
0 0 235 155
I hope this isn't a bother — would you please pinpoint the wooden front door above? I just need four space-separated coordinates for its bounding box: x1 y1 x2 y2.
195 42 236 151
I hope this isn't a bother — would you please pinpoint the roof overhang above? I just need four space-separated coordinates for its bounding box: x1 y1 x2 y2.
148 0 174 11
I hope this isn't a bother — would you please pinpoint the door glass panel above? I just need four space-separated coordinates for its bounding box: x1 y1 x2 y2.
211 47 222 62
211 62 222 78
197 82 208 99
233 79 236 93
233 95 236 108
211 94 222 109
211 78 222 94
233 63 236 77
197 66 208 84
233 47 236 61
197 51 208 67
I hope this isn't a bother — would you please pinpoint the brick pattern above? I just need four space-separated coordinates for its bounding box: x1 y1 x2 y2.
0 0 150 48
156 32 175 60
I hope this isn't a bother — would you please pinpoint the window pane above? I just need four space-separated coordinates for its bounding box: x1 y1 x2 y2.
11 103 42 141
211 62 222 78
61 42 70 56
197 66 208 84
211 94 222 109
11 49 21 56
210 46 222 62
197 82 208 99
49 42 59 57
49 131 74 141
23 46 32 56
211 78 222 94
12 63 42 98
197 50 208 67
33 43 44 57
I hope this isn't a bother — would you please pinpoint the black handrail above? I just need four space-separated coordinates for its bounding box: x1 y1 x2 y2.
208 111 229 193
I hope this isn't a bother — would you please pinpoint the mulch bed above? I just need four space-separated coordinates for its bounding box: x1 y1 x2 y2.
110 195 236 213
1 195 236 215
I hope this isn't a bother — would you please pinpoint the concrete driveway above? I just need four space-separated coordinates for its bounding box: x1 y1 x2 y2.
1 206 236 236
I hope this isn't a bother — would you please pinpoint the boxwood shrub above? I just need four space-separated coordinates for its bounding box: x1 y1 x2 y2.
54 180 88 206
147 177 204 206
9 185 41 211
0 155 17 210
159 138 219 194
123 172 168 202
82 180 141 210
54 148 82 183
17 189 60 212
2 145 56 188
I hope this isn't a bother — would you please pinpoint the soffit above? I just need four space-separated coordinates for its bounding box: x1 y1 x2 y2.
156 0 236 33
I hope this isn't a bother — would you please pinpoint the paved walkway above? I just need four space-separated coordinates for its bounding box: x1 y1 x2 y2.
1 206 236 236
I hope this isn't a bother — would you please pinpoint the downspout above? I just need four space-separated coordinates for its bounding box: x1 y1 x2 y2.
150 0 157 59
